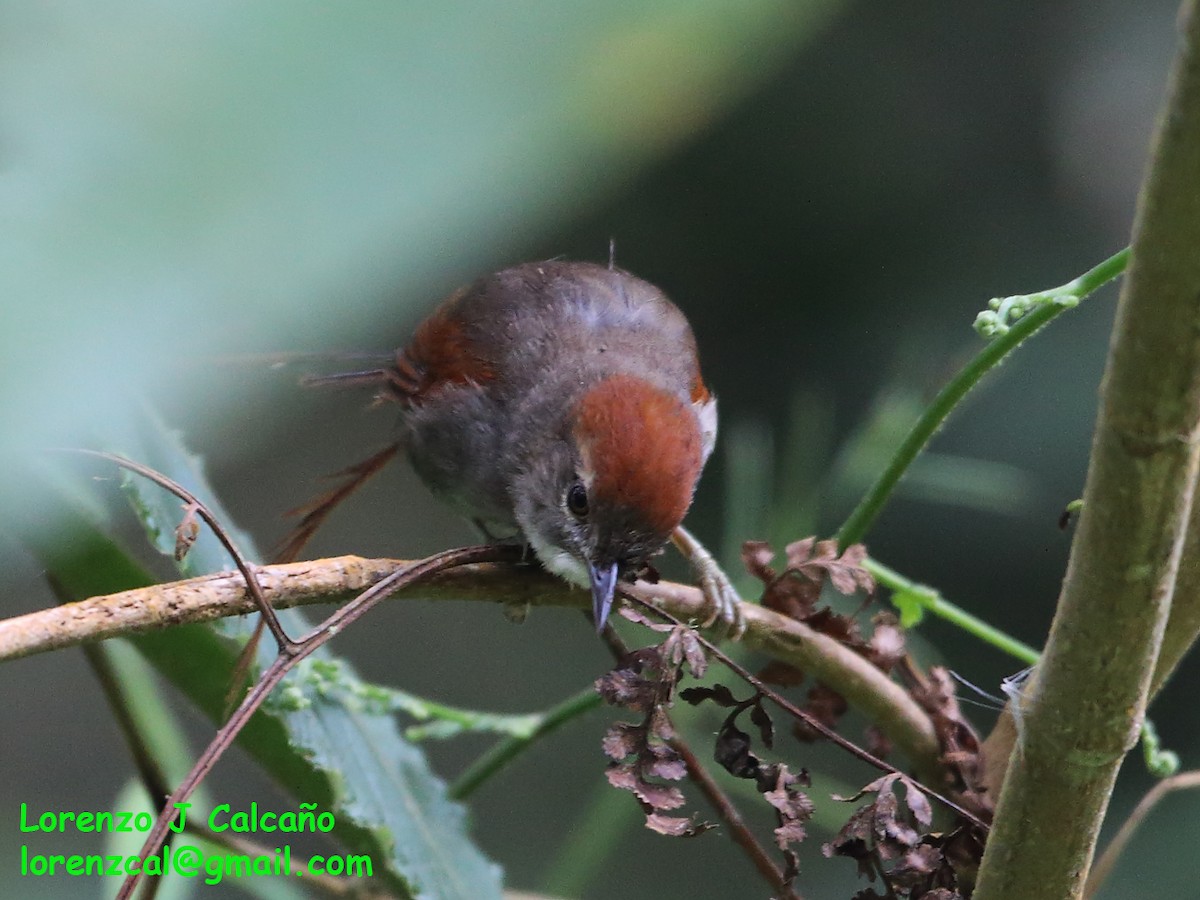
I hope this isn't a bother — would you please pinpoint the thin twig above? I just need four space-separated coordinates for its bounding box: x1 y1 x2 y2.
68 449 298 654
79 643 170 900
671 733 801 900
83 632 373 898
185 821 377 898
594 617 798 899
1083 770 1200 899
83 644 175 806
48 569 176 900
115 544 516 900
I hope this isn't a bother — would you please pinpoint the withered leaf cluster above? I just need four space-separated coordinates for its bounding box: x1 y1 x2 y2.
743 539 903 745
598 538 992 898
744 539 990 896
901 662 991 820
682 684 814 886
596 611 714 838
825 773 976 899
825 777 984 900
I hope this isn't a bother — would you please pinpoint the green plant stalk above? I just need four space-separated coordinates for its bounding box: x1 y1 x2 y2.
872 555 1179 778
450 685 602 799
371 685 543 741
975 2 1200 893
540 779 637 898
835 246 1130 550
866 557 1040 665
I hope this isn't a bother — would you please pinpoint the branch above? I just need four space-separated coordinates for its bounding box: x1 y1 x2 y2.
1084 770 1200 898
0 556 943 780
1152 481 1200 696
116 545 509 899
974 4 1200 897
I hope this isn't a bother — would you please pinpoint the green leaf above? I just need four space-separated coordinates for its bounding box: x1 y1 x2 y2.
0 1 844 503
890 589 927 628
29 412 504 900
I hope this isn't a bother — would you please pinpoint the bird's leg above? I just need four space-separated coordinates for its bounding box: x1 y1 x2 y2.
671 524 746 639
472 519 535 622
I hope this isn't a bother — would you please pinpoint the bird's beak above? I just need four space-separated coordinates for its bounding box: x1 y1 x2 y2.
588 560 620 632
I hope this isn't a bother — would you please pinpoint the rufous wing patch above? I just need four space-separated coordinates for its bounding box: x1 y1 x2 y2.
393 289 495 403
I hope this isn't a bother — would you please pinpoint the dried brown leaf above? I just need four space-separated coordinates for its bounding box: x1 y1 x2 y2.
174 503 201 561
604 765 639 793
680 684 739 707
866 614 906 672
645 813 715 837
783 537 822 571
714 722 760 781
829 542 875 594
680 629 707 678
648 706 676 743
774 817 809 851
595 668 652 709
756 659 806 687
889 844 944 889
904 663 989 815
903 780 933 829
633 778 687 811
617 606 673 632
645 755 688 782
661 625 708 678
804 605 862 643
793 683 847 741
741 540 776 580
601 723 641 761
750 701 775 749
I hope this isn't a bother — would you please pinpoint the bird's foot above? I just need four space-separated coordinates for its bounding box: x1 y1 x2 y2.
671 525 746 640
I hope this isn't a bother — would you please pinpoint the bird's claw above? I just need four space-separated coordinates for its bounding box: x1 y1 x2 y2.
672 525 747 640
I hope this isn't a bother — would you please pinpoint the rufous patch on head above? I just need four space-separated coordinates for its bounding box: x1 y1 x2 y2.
398 290 495 403
573 375 703 535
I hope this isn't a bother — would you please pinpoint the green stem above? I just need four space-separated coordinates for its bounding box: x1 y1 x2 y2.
835 247 1130 549
870 555 1177 777
450 685 602 799
378 688 542 741
866 557 1040 665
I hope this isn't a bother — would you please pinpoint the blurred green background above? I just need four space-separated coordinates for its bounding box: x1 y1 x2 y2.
2 1 1195 897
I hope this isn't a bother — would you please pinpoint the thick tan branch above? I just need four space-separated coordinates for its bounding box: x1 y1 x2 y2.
0 555 941 778
1152 488 1200 695
975 4 1200 897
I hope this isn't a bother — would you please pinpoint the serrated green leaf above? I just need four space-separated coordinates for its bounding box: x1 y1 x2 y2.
28 412 504 900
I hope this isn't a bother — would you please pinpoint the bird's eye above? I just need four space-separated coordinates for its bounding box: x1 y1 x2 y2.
566 482 589 518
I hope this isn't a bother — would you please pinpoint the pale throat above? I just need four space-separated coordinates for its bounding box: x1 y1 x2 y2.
525 528 590 588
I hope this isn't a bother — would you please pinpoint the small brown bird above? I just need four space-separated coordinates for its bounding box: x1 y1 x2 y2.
294 260 738 632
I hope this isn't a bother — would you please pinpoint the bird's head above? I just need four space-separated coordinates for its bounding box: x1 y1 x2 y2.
513 374 706 630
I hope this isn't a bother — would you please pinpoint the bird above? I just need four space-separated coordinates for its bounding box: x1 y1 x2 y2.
289 259 739 633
